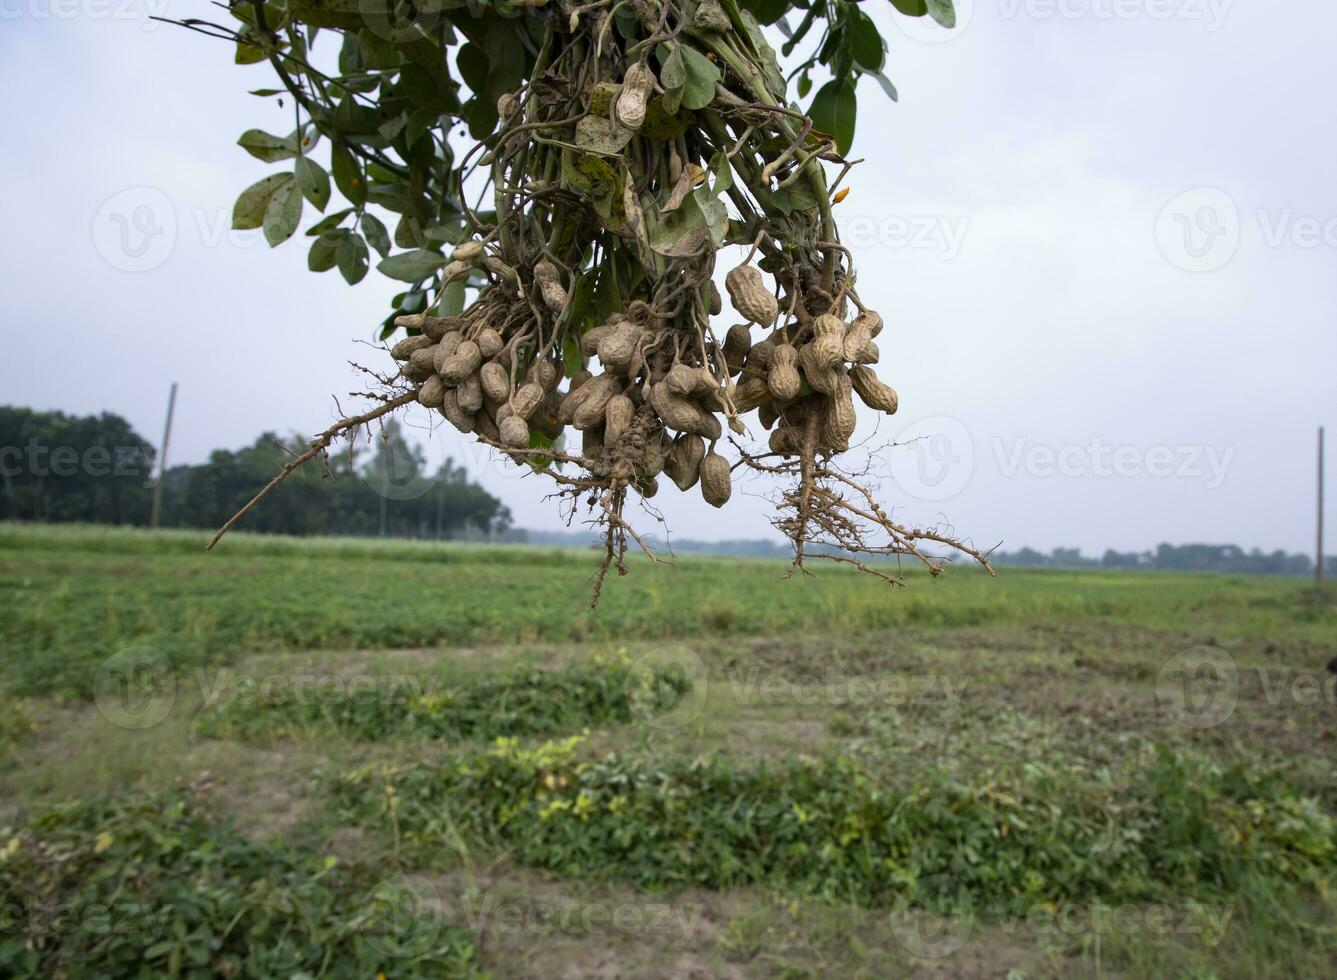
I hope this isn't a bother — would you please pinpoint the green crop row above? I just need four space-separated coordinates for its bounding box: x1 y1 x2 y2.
192 654 689 744
327 735 1336 913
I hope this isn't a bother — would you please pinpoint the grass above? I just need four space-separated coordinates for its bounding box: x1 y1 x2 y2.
0 788 480 977
325 734 1336 907
3 521 1337 978
1 521 1324 700
191 652 687 744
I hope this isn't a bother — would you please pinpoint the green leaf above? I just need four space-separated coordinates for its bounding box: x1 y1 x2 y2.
660 163 706 214
259 1 288 30
235 39 266 65
808 78 857 156
927 0 956 28
646 182 727 258
438 280 466 316
695 187 728 246
739 0 788 25
658 46 686 115
589 82 621 116
561 151 620 200
362 213 391 258
330 142 365 206
659 45 685 90
872 71 899 103
737 9 787 98
294 157 331 212
575 115 635 155
305 208 354 237
401 64 456 112
308 232 342 272
462 97 499 142
848 9 885 71
262 176 303 246
405 107 441 149
563 331 584 374
377 249 446 282
797 72 812 99
709 150 734 195
378 114 408 142
642 98 692 140
394 214 426 249
564 270 597 329
679 47 721 111
237 129 297 162
662 83 683 117
456 42 489 97
366 182 409 214
232 173 291 230
357 27 399 70
776 181 817 214
592 261 625 323
144 941 175 960
889 0 929 15
337 233 370 284
295 126 321 155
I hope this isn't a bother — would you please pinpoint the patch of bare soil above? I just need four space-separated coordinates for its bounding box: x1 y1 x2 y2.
395 865 1054 978
202 746 319 841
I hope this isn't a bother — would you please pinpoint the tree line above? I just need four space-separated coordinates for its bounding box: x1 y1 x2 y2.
520 530 1335 577
2 404 1329 574
0 406 511 539
992 544 1332 577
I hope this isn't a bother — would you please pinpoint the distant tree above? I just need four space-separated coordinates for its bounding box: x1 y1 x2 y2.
0 407 154 524
165 431 334 536
1049 547 1095 568
1102 549 1149 569
167 421 511 539
994 543 1315 577
0 406 510 540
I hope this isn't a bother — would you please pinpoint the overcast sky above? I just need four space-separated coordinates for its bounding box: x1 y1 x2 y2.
2 0 1332 555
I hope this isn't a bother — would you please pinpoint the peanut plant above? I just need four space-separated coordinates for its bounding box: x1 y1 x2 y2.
170 0 991 598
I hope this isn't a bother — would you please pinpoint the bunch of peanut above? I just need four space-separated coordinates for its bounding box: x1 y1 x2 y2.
390 306 565 452
722 262 899 457
390 255 897 512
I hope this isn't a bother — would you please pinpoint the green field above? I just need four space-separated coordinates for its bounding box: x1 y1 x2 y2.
3 523 1336 977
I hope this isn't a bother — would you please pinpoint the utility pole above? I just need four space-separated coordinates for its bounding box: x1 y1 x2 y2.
1319 426 1326 587
149 382 177 529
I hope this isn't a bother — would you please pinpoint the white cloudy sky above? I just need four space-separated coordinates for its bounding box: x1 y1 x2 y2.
2 0 1332 555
